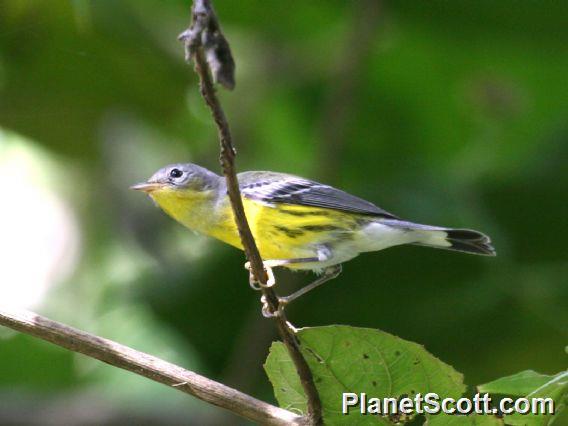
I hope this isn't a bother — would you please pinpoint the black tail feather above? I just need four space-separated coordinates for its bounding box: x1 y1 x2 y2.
380 219 496 256
444 229 496 256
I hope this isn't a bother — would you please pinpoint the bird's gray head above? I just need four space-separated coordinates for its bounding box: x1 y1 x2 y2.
130 163 220 193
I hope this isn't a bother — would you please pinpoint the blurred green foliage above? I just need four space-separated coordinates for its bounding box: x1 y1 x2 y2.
0 1 566 424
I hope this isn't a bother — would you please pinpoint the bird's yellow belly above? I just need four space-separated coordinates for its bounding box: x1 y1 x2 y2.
152 189 362 266
209 198 359 264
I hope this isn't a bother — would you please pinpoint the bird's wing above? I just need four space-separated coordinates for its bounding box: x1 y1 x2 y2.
238 171 397 218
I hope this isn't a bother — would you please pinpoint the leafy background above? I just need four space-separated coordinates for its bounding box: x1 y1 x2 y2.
0 0 566 424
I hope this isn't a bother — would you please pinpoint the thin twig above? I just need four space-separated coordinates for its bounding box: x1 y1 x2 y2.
0 306 305 426
178 1 323 424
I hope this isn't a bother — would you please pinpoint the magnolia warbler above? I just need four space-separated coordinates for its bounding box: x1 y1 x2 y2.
132 163 495 306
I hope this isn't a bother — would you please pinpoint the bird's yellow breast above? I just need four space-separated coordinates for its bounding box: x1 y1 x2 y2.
242 201 358 260
150 187 360 263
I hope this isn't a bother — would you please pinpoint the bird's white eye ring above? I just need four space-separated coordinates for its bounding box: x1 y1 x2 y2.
170 168 183 179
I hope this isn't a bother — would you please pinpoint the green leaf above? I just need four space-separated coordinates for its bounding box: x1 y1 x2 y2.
264 341 309 415
427 413 504 426
478 370 560 397
264 325 466 425
479 371 567 426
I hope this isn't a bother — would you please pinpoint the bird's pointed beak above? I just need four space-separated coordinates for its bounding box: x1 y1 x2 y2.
130 182 163 193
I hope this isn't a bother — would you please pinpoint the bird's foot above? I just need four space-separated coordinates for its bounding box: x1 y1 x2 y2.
244 261 278 290
260 294 291 318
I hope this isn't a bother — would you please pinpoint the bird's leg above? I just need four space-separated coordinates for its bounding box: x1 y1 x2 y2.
246 262 276 290
244 257 319 290
244 256 323 318
279 264 342 308
245 249 338 317
257 264 342 318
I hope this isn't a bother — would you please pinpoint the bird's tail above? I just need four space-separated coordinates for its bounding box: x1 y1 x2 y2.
381 219 496 256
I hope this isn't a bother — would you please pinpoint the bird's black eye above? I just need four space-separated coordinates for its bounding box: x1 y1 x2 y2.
169 168 183 179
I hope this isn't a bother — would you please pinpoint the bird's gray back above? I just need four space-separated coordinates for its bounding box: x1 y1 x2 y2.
237 171 397 218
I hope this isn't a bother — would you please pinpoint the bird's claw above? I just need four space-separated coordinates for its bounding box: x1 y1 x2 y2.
260 295 289 318
260 295 275 318
244 260 291 317
245 261 276 290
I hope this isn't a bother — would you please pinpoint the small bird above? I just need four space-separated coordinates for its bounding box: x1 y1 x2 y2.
132 163 495 308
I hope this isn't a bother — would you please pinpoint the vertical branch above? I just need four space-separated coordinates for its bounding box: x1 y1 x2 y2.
178 1 322 424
